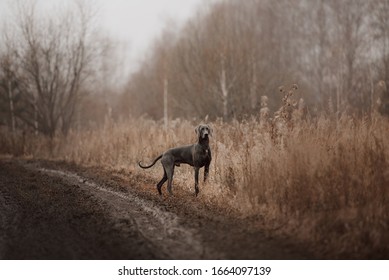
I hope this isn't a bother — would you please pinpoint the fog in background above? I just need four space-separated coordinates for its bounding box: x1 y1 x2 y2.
1 0 389 137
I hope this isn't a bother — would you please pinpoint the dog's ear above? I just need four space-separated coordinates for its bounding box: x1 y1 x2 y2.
195 125 200 136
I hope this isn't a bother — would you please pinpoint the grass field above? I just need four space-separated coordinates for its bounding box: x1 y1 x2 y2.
1 96 389 258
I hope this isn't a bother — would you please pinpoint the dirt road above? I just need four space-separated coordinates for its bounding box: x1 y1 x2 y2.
0 158 312 259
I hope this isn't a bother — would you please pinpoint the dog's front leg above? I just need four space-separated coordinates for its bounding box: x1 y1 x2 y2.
194 167 200 196
204 163 210 183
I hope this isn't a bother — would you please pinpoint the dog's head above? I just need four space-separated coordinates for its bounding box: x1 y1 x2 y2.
195 124 212 139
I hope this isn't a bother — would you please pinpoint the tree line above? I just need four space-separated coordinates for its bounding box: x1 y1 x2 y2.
1 0 389 138
119 0 389 121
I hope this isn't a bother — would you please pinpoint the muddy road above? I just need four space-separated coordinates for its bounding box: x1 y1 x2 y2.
0 158 312 259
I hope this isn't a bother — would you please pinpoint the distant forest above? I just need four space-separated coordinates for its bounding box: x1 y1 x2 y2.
1 0 389 136
121 0 389 120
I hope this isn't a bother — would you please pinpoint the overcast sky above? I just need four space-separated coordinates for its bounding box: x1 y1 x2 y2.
0 0 206 74
96 0 205 72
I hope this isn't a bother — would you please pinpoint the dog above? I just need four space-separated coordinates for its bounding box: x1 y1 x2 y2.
138 124 212 196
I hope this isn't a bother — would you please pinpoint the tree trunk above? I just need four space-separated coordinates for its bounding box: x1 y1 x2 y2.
250 58 257 111
220 58 228 120
163 77 168 129
34 96 38 135
8 80 15 134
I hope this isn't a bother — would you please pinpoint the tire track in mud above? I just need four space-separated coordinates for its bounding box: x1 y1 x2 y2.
1 158 313 260
1 159 163 259
33 167 218 259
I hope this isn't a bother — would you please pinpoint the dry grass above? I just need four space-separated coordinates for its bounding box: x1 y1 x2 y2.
1 98 389 258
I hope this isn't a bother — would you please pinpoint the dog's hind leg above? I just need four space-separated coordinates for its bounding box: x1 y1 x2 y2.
166 164 175 195
156 168 167 195
160 156 175 195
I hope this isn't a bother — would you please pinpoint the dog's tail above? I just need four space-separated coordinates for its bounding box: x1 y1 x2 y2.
138 155 163 169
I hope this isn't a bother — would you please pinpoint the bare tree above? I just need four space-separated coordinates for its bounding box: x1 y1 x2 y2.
2 0 99 137
370 0 389 115
0 53 17 133
0 34 30 133
119 0 388 120
371 0 389 83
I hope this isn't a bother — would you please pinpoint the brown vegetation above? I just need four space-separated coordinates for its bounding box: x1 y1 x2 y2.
2 87 388 258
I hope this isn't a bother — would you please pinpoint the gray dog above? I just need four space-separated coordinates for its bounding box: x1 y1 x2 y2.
138 124 212 196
